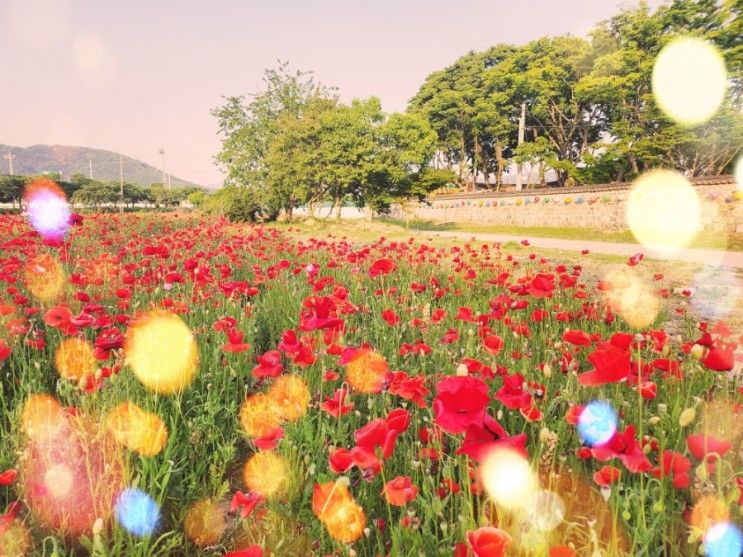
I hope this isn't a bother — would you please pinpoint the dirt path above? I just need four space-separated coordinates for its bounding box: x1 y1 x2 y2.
413 230 743 268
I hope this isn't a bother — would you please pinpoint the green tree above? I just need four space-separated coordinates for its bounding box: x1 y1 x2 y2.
212 61 336 221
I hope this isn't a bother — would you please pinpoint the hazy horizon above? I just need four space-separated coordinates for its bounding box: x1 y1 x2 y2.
2 0 664 187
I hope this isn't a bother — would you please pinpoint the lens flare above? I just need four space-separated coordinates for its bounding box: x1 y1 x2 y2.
626 170 701 256
184 499 226 547
652 37 727 126
21 394 65 442
72 34 106 70
239 393 281 439
268 374 310 422
115 488 161 537
44 463 74 499
0 520 32 556
601 267 660 329
578 401 618 447
106 402 168 457
479 447 537 510
23 254 65 302
125 310 199 394
524 490 565 532
55 338 97 382
24 179 71 241
704 522 743 557
20 401 125 536
243 452 287 499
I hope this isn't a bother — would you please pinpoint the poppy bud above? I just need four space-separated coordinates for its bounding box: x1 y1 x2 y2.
679 407 696 427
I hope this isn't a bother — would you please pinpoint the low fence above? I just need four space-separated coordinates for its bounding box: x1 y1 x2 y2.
389 175 741 233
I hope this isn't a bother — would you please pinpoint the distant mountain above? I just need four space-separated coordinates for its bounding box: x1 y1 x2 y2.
0 144 200 188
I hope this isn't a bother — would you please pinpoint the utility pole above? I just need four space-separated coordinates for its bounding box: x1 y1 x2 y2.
167 172 171 189
119 155 124 213
159 148 167 189
515 102 526 191
89 156 93 179
4 151 15 175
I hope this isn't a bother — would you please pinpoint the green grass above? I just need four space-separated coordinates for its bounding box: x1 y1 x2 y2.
378 217 743 251
0 212 741 556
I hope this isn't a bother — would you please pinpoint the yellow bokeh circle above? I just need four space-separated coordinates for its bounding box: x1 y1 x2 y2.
184 499 226 547
125 311 199 394
652 37 727 126
106 401 168 457
55 338 97 381
626 170 701 255
243 451 287 499
24 254 65 302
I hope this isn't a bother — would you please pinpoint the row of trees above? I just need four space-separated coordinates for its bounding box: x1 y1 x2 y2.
210 63 455 221
409 0 742 188
211 1 742 222
0 174 202 209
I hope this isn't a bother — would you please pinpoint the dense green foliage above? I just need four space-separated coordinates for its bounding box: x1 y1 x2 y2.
0 173 199 210
212 63 446 221
409 0 743 187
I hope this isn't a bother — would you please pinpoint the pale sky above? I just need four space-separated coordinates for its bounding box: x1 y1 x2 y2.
1 0 664 187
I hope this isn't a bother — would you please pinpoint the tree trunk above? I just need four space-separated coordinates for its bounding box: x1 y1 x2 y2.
334 186 342 220
495 141 504 192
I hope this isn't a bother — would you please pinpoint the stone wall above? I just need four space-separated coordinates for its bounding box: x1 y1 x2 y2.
390 178 742 234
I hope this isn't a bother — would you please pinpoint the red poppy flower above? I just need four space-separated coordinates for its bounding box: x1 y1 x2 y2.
686 434 731 462
593 465 621 486
388 371 429 408
382 309 400 326
527 274 555 298
0 469 17 486
702 343 734 371
591 425 652 473
229 491 264 519
382 475 418 506
252 350 283 379
651 450 690 489
578 341 631 387
433 376 489 434
482 334 504 355
467 526 512 557
320 388 354 417
329 448 354 473
549 547 576 557
223 328 250 353
563 329 592 346
457 414 528 463
369 258 396 277
225 546 263 557
495 373 532 410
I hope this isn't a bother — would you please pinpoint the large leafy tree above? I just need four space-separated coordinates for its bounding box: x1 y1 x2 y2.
212 61 335 220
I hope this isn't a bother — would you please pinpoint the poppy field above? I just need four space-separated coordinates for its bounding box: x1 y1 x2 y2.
0 204 742 557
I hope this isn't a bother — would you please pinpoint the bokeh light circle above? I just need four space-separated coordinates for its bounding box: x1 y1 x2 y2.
184 499 226 547
125 310 199 394
601 267 660 329
23 254 65 302
478 447 537 510
24 179 71 241
72 34 106 70
652 37 727 126
626 170 701 256
524 490 565 531
243 452 288 499
578 401 618 447
115 488 161 537
107 402 168 457
704 522 743 557
55 338 97 382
